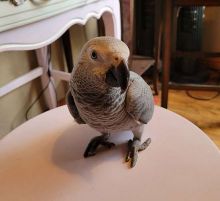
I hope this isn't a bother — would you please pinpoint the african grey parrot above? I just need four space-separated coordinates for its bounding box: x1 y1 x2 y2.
66 36 154 167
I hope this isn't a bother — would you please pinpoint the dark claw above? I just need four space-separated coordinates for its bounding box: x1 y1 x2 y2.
84 150 96 158
84 136 102 157
130 146 138 168
125 139 133 162
84 135 115 158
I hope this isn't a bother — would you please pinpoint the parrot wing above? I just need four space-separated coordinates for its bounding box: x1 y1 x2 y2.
125 72 154 124
66 90 86 124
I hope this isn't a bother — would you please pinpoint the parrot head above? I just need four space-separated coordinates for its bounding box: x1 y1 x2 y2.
72 36 130 93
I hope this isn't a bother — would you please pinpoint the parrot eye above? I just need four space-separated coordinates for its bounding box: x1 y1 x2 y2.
91 51 97 60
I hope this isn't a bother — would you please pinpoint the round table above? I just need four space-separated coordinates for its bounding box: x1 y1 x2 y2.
0 106 220 201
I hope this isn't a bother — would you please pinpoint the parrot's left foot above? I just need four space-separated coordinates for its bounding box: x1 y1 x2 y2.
125 137 151 168
84 134 115 157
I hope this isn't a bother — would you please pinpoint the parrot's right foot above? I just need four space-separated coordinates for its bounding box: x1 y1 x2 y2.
84 134 115 157
125 137 151 168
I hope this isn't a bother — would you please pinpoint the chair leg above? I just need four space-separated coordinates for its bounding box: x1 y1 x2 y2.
153 0 163 96
35 46 57 109
161 0 172 108
153 65 159 95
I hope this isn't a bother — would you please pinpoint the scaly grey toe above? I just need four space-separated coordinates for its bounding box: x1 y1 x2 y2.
139 138 151 151
126 138 151 168
130 144 139 168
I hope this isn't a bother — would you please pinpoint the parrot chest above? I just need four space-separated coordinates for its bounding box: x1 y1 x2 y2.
74 91 137 133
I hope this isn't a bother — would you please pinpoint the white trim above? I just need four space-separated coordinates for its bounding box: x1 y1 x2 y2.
0 0 121 52
0 0 99 32
0 67 43 97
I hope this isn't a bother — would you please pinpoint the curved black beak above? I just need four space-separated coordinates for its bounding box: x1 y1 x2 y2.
105 60 130 92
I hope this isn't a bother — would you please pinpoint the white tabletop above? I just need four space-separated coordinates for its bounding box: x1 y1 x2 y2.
0 105 220 201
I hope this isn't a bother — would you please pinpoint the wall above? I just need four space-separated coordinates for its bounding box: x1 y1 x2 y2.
0 18 98 138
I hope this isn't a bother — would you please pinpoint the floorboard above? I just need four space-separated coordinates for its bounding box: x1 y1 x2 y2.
157 90 220 149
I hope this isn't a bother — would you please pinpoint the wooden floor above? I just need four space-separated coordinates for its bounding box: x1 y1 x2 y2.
156 90 220 149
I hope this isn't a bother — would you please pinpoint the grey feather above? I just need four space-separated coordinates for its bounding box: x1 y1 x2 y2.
126 72 154 124
66 90 85 124
67 36 154 139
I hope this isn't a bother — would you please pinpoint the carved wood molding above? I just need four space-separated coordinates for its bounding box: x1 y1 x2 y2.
0 0 121 51
0 0 99 32
0 0 27 6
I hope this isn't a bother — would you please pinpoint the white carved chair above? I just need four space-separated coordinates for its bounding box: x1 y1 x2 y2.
0 0 121 109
